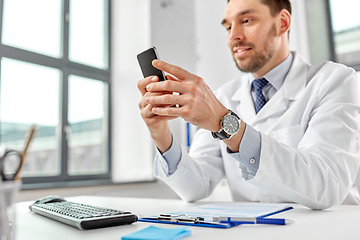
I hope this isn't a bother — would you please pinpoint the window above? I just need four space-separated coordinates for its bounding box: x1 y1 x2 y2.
67 75 108 176
0 0 111 186
2 0 62 58
0 58 61 177
328 0 360 71
69 0 108 69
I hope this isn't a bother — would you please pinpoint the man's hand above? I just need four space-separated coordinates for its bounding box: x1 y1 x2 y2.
137 75 177 153
145 60 229 132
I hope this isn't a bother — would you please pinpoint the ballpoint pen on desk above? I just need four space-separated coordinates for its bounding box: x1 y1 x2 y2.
214 216 294 226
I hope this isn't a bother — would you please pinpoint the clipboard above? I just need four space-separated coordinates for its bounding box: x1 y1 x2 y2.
139 203 293 228
139 214 233 228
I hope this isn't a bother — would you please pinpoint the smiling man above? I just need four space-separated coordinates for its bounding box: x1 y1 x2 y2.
222 0 288 77
137 0 360 209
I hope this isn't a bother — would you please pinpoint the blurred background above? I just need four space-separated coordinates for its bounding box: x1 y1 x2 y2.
0 0 359 201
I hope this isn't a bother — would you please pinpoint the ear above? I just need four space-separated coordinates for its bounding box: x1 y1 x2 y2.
278 9 291 37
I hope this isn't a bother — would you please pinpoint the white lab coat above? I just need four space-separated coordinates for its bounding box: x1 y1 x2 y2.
154 52 360 210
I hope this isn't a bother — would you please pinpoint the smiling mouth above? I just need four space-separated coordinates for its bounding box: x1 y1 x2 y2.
234 47 251 57
236 48 250 53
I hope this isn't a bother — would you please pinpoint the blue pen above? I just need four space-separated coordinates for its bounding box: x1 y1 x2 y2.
214 217 294 225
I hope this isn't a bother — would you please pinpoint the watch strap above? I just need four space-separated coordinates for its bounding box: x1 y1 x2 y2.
211 130 229 140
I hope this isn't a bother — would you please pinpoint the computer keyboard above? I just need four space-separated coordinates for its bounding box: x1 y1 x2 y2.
29 196 138 230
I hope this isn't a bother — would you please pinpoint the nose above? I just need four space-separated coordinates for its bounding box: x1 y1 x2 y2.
228 23 244 43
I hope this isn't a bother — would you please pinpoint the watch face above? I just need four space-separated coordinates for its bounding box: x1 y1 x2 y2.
222 115 240 134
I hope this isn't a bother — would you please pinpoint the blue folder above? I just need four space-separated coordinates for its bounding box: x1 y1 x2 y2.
139 203 293 228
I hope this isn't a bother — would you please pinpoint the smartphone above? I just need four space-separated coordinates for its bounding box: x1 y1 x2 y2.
137 46 166 82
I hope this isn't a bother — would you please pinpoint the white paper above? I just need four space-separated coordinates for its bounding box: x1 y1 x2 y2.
166 203 293 222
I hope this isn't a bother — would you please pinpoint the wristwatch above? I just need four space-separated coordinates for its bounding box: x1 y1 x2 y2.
211 109 241 140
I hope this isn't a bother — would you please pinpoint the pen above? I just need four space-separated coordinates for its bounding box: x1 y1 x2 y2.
214 217 294 225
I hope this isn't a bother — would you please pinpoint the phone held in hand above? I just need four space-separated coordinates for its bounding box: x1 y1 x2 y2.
137 46 166 82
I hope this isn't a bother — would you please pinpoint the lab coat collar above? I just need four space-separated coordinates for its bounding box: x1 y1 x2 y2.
231 51 308 124
282 51 308 101
229 72 256 121
235 78 257 121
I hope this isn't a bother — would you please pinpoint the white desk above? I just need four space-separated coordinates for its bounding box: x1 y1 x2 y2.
15 195 360 240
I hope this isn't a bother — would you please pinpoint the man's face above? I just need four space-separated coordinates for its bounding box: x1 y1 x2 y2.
222 0 280 75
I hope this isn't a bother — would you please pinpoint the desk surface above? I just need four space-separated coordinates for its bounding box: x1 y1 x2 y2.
15 195 360 240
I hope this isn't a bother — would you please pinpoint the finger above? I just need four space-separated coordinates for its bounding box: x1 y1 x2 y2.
153 60 193 80
137 76 159 96
146 79 188 94
165 74 179 81
139 96 150 110
144 91 174 103
142 104 157 118
146 94 185 107
152 105 182 117
140 92 176 111
142 104 178 121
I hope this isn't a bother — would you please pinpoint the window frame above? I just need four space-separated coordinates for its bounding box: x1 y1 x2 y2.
0 0 112 187
326 0 360 71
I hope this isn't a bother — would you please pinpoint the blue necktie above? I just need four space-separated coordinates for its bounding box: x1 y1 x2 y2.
252 78 268 114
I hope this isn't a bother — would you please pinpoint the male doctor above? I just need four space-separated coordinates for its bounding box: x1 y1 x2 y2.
137 0 360 209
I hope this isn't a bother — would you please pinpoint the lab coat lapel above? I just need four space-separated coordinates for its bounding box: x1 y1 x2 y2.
249 52 308 124
232 75 257 123
282 52 308 101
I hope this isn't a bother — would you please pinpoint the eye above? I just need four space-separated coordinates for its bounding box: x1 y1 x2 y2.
224 26 231 32
243 19 252 24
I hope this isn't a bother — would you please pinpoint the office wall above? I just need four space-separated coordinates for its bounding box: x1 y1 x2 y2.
194 1 241 91
288 0 310 62
111 0 154 182
111 0 197 182
111 0 311 183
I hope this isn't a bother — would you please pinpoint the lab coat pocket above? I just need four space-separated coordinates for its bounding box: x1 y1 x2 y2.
267 123 307 147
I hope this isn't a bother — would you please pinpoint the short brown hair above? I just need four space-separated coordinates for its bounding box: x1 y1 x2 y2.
227 0 292 16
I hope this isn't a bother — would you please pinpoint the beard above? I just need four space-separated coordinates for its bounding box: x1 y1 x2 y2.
233 22 278 73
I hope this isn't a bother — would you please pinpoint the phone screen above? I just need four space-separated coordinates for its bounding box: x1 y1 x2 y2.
137 47 166 81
